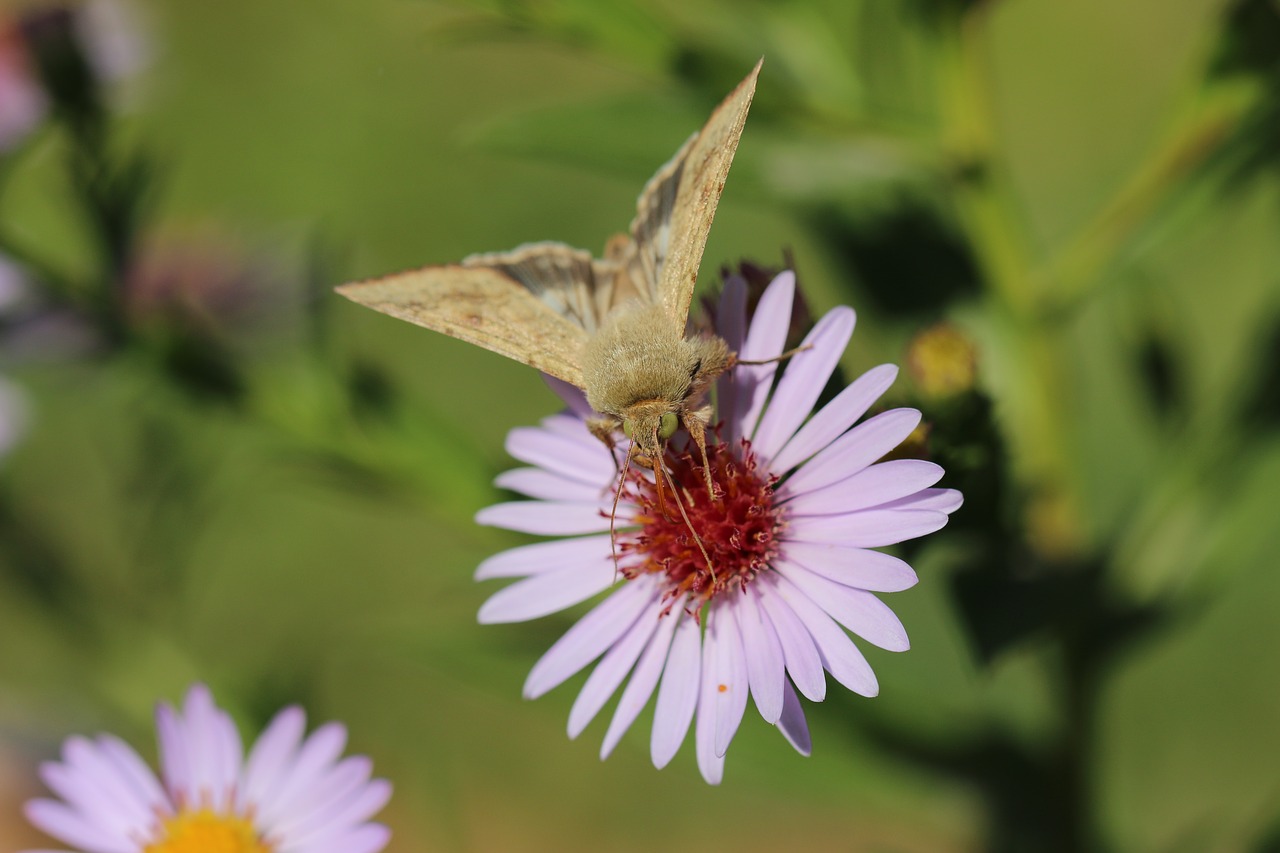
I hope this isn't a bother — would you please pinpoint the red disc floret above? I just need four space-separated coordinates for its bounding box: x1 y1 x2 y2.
618 439 782 607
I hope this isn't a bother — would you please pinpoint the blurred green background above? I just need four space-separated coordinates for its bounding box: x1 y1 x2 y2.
2 0 1279 850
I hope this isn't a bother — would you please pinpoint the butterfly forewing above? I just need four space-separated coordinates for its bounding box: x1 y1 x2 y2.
650 60 762 335
335 264 591 387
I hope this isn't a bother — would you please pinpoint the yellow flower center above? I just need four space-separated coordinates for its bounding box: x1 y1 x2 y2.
144 808 273 853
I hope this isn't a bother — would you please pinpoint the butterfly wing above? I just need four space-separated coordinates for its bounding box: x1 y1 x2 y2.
335 242 610 388
336 62 762 380
461 241 620 335
626 59 762 333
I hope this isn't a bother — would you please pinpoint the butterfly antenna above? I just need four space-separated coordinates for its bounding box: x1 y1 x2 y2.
609 445 635 582
659 461 717 583
736 343 814 366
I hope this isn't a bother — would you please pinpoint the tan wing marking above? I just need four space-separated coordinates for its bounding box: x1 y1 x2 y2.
336 265 590 387
462 241 617 334
623 133 692 313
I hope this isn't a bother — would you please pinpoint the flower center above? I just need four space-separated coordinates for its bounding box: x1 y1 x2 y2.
619 439 781 604
144 808 272 853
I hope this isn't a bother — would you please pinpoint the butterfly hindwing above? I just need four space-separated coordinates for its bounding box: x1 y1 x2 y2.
463 241 619 334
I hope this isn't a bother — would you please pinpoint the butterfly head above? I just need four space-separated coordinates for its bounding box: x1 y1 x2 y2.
621 408 679 463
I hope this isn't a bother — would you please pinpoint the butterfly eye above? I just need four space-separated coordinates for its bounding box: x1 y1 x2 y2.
659 412 678 440
622 420 634 439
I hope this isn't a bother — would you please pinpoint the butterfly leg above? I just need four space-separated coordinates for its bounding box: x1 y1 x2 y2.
682 406 717 499
587 415 624 472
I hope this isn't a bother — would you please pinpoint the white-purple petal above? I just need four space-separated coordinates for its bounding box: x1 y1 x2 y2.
474 535 613 580
781 542 918 592
494 467 605 502
736 586 785 723
96 735 168 815
24 798 133 853
567 596 664 738
268 755 372 833
155 701 189 806
294 823 391 853
649 607 702 769
785 459 945 517
210 705 244 812
602 604 682 760
523 576 660 699
36 767 136 846
764 574 879 697
776 561 910 652
726 272 795 443
259 722 348 827
478 560 617 624
781 408 921 497
710 601 750 758
789 508 950 547
242 705 306 812
279 779 392 848
504 426 614 484
48 739 153 834
876 487 964 514
180 685 220 804
755 585 826 702
542 374 594 420
475 500 611 535
770 364 898 473
538 410 597 440
751 306 855 463
775 681 812 757
694 631 726 785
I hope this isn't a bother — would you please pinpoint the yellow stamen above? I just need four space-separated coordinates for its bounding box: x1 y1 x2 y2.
144 808 273 853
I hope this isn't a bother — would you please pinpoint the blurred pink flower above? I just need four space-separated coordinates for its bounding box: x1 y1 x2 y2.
0 17 46 152
0 375 28 458
476 271 962 783
0 254 29 457
76 0 151 88
0 253 27 313
24 683 392 853
124 236 274 335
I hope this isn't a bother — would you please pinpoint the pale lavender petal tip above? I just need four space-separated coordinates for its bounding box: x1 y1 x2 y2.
776 682 812 757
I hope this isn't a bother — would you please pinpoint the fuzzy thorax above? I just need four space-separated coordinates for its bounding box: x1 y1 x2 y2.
582 302 731 416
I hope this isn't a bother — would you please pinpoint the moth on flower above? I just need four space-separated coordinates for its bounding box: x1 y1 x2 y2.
336 61 763 519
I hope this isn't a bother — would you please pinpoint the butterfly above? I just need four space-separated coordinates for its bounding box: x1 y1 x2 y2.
336 60 761 513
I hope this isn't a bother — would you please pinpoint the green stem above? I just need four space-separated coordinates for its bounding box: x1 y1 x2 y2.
938 9 1081 540
1043 79 1256 317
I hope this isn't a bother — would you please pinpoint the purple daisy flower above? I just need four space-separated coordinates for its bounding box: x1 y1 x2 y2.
24 683 391 853
475 271 962 784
